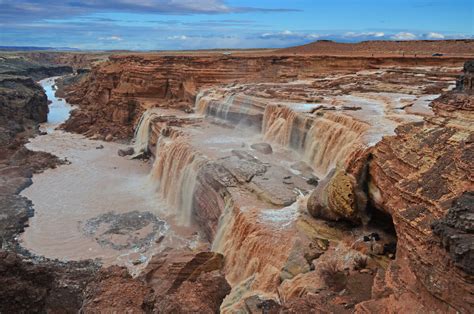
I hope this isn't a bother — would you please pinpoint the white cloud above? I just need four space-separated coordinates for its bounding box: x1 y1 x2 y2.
260 30 321 40
344 31 385 38
426 32 445 39
98 35 123 41
167 35 188 40
391 32 418 40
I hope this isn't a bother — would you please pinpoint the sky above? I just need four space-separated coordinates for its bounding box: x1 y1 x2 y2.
0 0 472 50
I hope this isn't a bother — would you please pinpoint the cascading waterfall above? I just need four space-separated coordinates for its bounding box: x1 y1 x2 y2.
132 108 163 157
133 94 369 229
302 113 368 176
195 91 235 119
194 90 207 114
198 92 371 178
262 105 298 146
150 138 206 225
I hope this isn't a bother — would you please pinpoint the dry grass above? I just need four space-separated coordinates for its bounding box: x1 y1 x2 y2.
319 259 347 291
353 255 368 271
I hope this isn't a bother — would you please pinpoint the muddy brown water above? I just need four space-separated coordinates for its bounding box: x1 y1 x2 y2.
20 77 201 271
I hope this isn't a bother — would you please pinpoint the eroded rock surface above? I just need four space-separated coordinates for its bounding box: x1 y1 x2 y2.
361 66 474 312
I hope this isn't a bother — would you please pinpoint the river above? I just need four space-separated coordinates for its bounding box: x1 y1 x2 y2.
19 76 200 271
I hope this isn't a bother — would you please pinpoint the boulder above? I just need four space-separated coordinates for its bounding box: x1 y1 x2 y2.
250 142 273 154
117 147 134 157
104 134 113 142
307 168 367 224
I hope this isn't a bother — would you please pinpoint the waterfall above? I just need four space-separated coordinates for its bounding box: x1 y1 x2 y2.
195 91 235 119
196 92 266 128
150 138 206 226
194 90 207 114
262 105 297 146
131 108 162 157
211 197 235 253
303 113 368 176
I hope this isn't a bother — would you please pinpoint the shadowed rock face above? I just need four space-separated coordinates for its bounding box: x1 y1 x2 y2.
0 76 48 147
0 250 98 313
432 192 474 275
457 60 474 92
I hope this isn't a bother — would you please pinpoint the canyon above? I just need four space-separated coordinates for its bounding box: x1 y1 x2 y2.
0 41 473 313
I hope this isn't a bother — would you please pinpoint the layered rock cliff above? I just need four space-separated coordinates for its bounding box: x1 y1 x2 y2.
62 53 467 140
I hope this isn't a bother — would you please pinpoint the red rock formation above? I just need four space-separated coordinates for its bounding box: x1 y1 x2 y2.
358 75 474 312
63 54 468 139
141 250 230 313
81 250 231 313
81 266 154 313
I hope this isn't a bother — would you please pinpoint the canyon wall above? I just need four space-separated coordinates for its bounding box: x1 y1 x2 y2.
357 71 473 312
0 58 98 312
63 53 467 139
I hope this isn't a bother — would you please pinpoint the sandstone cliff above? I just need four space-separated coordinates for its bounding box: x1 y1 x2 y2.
62 54 467 140
355 64 474 313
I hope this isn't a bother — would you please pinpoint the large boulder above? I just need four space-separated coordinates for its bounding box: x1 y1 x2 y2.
307 167 367 224
250 142 273 154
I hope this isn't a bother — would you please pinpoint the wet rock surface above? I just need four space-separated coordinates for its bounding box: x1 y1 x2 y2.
117 146 134 156
250 142 273 154
81 211 165 251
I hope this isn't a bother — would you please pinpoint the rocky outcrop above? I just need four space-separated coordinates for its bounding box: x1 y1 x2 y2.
154 270 230 313
0 250 98 313
359 66 474 312
141 250 230 313
0 76 48 147
81 250 230 313
81 265 154 313
0 55 72 80
432 192 474 275
456 60 474 92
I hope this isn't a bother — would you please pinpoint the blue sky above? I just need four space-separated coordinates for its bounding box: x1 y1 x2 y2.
0 0 472 50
